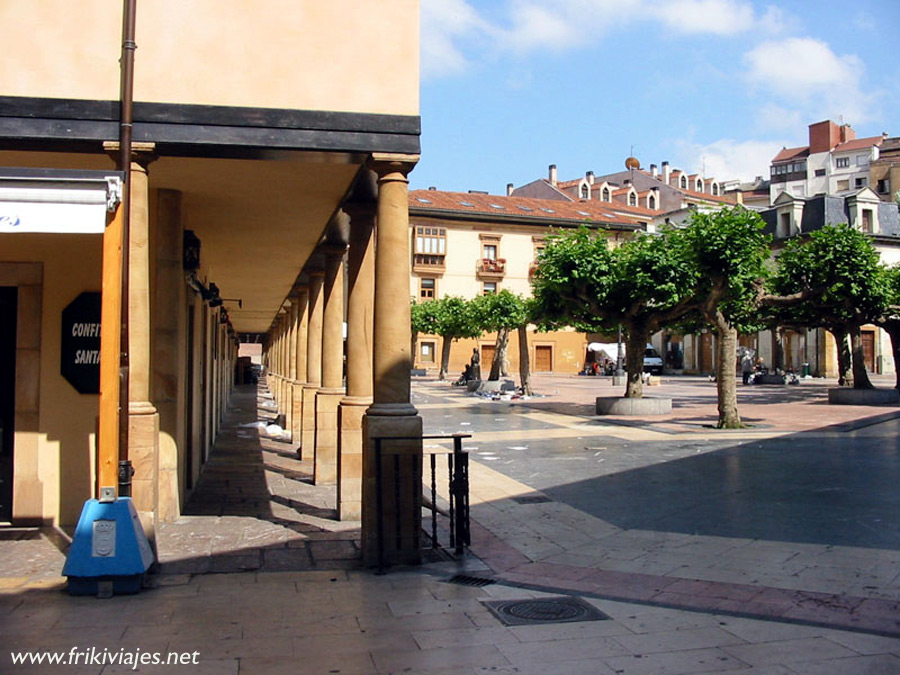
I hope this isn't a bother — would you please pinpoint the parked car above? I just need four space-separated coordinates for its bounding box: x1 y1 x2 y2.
587 342 663 375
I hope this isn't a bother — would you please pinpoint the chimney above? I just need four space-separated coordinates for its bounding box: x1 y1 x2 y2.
428 186 437 191
650 163 658 178
586 171 595 185
662 161 671 184
840 124 856 144
735 192 744 205
549 164 557 186
506 183 514 196
809 120 841 153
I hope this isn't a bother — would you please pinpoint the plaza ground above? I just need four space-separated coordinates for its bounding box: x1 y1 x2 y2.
1 374 899 673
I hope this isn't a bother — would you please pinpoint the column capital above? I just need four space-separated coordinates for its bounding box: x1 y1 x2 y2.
103 141 158 171
368 153 419 182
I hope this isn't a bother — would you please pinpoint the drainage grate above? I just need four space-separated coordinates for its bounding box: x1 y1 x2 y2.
510 494 553 504
483 596 610 626
446 574 496 587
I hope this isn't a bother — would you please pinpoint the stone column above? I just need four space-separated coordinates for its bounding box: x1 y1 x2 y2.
153 188 185 523
126 144 160 545
284 297 299 440
362 154 422 566
291 285 309 454
339 188 376 521
301 270 324 458
315 244 347 485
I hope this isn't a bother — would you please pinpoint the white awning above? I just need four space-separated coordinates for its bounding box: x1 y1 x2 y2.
0 169 123 234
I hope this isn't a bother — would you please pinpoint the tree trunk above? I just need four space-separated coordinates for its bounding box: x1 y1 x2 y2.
715 321 742 429
831 327 853 387
885 322 900 390
411 330 418 370
517 325 532 396
438 337 453 381
849 325 874 389
624 329 646 398
489 327 509 381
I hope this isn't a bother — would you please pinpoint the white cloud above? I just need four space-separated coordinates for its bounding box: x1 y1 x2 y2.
656 0 756 35
743 37 873 123
421 0 494 79
422 0 770 79
675 138 784 182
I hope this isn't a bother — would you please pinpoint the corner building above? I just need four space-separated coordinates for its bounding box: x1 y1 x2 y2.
0 1 422 565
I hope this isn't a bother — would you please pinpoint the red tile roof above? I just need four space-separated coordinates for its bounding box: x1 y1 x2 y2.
409 190 643 228
772 146 809 163
834 136 884 153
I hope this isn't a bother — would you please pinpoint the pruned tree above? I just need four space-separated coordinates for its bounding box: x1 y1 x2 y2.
531 227 697 398
772 224 891 390
677 207 774 428
431 296 481 380
469 290 528 382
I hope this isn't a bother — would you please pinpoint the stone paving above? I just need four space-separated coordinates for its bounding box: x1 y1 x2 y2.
1 375 899 673
155 386 360 575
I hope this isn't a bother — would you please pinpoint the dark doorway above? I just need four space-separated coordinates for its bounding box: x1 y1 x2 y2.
0 287 17 521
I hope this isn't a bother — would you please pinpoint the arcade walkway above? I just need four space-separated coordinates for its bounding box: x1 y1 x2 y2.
156 380 361 574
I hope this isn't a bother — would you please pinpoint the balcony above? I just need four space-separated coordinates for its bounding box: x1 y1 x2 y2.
476 257 506 279
413 253 445 274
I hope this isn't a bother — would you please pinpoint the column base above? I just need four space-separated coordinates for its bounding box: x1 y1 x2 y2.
314 388 344 485
291 380 305 448
338 396 371 521
128 402 159 555
300 384 319 460
361 411 423 567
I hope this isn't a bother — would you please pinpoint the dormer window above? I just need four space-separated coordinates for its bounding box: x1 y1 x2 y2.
628 192 637 207
602 187 611 201
696 179 703 192
648 194 656 210
580 184 589 199
712 183 719 196
680 175 687 189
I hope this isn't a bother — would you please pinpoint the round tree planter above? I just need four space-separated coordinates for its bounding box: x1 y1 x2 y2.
827 387 899 406
596 396 672 416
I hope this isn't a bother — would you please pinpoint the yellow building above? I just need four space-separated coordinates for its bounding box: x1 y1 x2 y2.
0 1 421 565
409 189 647 378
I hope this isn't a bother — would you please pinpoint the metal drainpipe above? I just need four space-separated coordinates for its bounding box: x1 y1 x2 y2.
117 0 137 497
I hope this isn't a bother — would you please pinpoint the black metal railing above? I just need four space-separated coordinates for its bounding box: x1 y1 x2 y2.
372 433 471 573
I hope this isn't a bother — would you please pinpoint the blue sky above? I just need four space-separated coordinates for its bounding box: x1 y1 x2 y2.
412 0 899 194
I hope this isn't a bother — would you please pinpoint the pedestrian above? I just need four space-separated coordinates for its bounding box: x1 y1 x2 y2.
470 348 481 381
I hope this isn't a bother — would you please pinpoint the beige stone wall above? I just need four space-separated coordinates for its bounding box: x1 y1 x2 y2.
416 329 587 378
0 0 419 116
1 235 103 526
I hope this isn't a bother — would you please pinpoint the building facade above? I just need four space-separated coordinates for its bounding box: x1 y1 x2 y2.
408 189 646 378
0 1 422 565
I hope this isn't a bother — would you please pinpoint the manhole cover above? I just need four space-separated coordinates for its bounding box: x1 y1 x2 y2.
483 596 609 626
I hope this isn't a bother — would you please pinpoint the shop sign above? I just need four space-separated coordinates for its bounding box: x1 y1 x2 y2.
61 292 102 394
